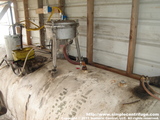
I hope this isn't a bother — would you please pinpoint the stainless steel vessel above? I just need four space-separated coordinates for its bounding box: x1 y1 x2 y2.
53 20 79 40
45 20 82 74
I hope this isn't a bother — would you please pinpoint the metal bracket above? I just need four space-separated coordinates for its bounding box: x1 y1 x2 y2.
0 1 11 21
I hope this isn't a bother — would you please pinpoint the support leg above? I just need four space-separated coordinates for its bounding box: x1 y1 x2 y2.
75 36 82 65
52 37 57 72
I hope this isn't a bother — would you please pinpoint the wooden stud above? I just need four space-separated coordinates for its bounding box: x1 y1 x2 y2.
59 0 65 14
87 0 94 64
12 0 22 34
12 0 19 23
38 0 45 48
23 0 32 45
92 63 141 80
127 0 139 75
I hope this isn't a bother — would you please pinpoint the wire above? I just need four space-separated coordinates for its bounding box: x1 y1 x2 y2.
11 6 62 32
17 48 34 76
26 25 44 31
35 49 51 54
18 20 44 31
16 7 62 31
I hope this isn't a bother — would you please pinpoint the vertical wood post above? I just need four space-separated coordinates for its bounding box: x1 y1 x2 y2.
127 0 139 75
12 0 21 33
38 0 45 48
87 0 94 64
23 0 32 45
12 0 19 23
59 0 65 14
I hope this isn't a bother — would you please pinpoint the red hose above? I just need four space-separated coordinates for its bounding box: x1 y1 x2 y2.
141 79 160 100
63 44 80 65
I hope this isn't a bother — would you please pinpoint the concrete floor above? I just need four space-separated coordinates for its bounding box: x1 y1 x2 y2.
0 45 160 120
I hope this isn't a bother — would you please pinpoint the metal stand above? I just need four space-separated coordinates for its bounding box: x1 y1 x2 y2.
52 36 57 73
0 55 9 67
75 36 82 65
45 20 87 76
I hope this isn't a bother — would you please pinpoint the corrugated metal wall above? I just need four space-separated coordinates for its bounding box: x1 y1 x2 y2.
65 0 87 58
134 0 160 76
15 0 160 76
93 0 132 71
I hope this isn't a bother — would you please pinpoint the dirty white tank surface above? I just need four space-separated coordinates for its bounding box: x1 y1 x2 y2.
0 46 160 120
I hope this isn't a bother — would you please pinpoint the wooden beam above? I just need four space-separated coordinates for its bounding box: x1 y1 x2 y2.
0 1 11 21
59 0 65 14
0 0 12 1
38 0 45 48
23 0 32 45
87 0 94 64
12 0 19 23
127 0 139 75
92 63 141 80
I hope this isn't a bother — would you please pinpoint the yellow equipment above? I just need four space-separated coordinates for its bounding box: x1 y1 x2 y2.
12 47 34 61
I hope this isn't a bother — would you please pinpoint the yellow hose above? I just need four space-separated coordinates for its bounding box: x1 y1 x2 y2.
27 25 44 31
48 7 62 21
19 20 44 31
18 7 62 31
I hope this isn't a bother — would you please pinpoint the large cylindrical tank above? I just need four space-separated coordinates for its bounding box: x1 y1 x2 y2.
53 20 79 40
4 35 21 60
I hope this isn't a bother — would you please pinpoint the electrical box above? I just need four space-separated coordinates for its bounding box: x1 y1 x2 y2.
43 6 52 14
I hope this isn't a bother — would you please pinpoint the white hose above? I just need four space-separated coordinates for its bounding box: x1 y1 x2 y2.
17 48 34 76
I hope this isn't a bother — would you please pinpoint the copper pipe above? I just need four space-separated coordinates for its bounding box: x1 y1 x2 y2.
141 78 160 100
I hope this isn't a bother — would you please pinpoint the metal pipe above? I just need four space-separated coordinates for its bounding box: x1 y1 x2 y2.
140 77 160 101
9 4 16 35
75 36 82 64
19 25 23 49
0 1 11 21
52 36 57 71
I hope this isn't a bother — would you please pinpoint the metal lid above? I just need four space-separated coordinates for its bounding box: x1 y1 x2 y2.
54 20 78 26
